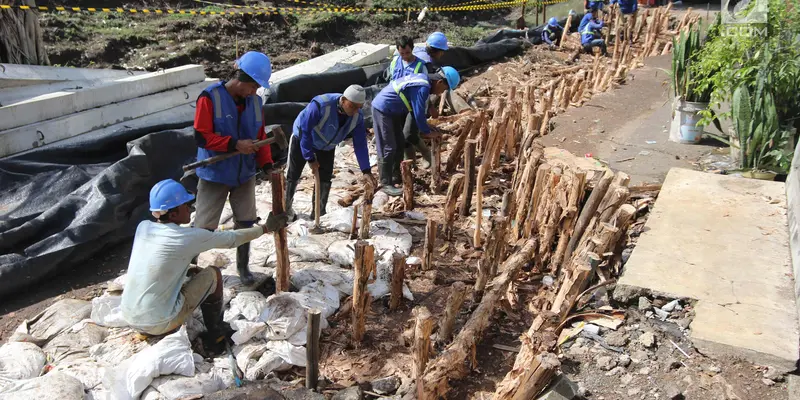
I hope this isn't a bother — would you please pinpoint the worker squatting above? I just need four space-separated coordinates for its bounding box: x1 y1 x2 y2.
120 8 632 352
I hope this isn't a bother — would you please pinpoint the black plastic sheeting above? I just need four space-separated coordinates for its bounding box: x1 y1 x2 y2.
0 21 561 298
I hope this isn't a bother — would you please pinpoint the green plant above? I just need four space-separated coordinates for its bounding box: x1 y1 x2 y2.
670 21 713 103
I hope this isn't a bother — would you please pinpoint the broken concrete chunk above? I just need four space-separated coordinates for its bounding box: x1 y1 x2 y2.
637 366 651 375
621 373 634 386
638 331 656 348
618 354 631 367
637 297 652 311
666 357 682 370
654 307 669 321
661 299 680 312
605 331 629 347
596 356 616 371
583 324 600 335
605 366 627 376
332 386 364 400
370 376 400 395
706 365 721 375
664 383 684 400
761 378 775 387
537 374 579 400
763 366 785 382
627 387 642 396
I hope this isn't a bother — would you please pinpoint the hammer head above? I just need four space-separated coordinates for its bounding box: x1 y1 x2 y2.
270 126 289 150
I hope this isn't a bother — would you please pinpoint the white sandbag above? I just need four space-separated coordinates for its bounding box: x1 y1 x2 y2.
319 207 357 233
51 357 106 392
247 234 276 269
0 342 47 386
0 371 84 400
223 291 268 323
369 220 413 257
288 235 333 262
266 340 306 367
232 341 269 373
298 281 340 319
372 191 389 209
197 251 230 268
140 387 166 400
105 327 194 400
328 239 356 267
90 329 150 366
258 294 306 342
243 351 288 381
291 263 354 296
185 310 206 342
230 320 266 345
10 299 91 343
287 219 312 236
147 372 226 400
43 322 108 363
90 295 129 328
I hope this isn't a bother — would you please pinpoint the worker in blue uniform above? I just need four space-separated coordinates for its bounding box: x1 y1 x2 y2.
370 67 460 196
610 0 638 40
388 35 428 81
284 85 376 220
542 17 564 47
584 0 605 12
580 7 607 55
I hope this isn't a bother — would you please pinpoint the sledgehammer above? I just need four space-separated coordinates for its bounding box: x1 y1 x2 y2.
182 126 289 172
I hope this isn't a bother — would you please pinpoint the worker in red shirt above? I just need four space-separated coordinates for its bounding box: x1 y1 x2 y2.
192 51 274 285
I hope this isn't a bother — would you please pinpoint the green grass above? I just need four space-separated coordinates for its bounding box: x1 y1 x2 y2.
445 25 491 46
521 0 585 26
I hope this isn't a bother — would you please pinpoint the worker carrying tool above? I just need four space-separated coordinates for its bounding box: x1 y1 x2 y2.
192 50 274 286
120 179 287 354
542 17 564 47
371 67 460 196
284 85 376 221
580 7 608 55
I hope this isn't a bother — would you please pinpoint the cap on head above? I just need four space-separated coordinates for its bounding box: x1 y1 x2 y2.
149 179 195 212
343 85 366 104
440 66 460 91
236 51 272 89
548 17 559 27
426 32 449 51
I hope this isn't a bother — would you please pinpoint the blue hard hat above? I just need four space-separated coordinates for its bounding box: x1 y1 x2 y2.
426 32 449 51
441 66 460 90
548 17 559 27
149 179 195 212
236 51 272 88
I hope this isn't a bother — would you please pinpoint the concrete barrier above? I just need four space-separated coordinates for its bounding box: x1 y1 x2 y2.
0 79 215 157
787 140 800 307
0 63 145 89
268 43 390 85
0 65 206 131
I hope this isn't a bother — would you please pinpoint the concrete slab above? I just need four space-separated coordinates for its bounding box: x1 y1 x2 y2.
0 79 109 107
267 42 390 85
615 168 799 371
0 65 205 131
0 63 145 89
0 79 214 157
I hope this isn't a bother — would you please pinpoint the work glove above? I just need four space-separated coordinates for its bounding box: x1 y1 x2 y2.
262 212 289 233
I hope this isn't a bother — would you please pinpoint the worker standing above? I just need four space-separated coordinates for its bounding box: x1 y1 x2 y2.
580 7 607 55
284 85 377 220
121 179 286 354
192 51 274 286
542 17 564 48
371 67 461 196
610 0 638 40
400 32 450 171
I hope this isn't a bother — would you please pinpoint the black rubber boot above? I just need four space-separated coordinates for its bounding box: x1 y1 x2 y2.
285 179 299 222
199 298 232 356
392 151 403 186
312 182 332 219
404 146 417 165
379 155 402 197
236 242 254 286
415 140 432 169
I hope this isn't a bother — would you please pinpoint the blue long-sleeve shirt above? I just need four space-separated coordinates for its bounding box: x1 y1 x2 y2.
372 83 432 135
610 0 637 14
542 24 563 45
295 100 371 172
581 18 604 44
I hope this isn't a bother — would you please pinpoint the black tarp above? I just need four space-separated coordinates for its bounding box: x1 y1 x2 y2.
0 22 558 298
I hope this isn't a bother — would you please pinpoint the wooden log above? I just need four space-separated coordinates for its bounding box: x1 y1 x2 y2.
473 178 484 249
551 170 586 271
271 172 291 293
401 160 414 211
430 135 442 193
522 113 542 151
560 85 572 110
305 309 321 390
445 118 475 173
522 163 552 238
551 252 601 319
491 109 510 168
474 260 489 300
601 67 615 91
564 170 613 263
352 241 374 342
444 174 465 240
422 219 437 271
390 253 406 310
413 307 434 380
359 180 374 240
478 114 490 155
461 139 478 217
419 239 537 400
494 352 560 400
660 41 672 55
438 281 468 344
349 203 359 240
512 147 544 239
536 167 566 266
539 110 551 137
634 8 648 43
559 14 573 49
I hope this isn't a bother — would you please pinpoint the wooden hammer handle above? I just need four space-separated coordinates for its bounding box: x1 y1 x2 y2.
182 138 273 172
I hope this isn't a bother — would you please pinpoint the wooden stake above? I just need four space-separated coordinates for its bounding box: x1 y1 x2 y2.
445 118 475 173
389 253 406 311
305 309 321 390
474 260 489 300
401 160 414 210
413 307 434 384
523 163 551 238
349 203 359 240
512 146 544 239
352 241 374 343
271 172 290 292
551 170 586 271
438 281 468 344
461 139 477 216
444 173 465 240
564 170 613 263
422 219 437 271
539 110 551 137
419 240 537 400
559 13 573 49
430 135 442 193
494 352 560 400
359 180 374 240
390 253 406 311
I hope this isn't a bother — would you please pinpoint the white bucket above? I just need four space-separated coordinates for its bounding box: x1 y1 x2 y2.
677 101 707 144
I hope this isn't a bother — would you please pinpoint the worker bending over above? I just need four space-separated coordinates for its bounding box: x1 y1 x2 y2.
371 67 460 196
542 17 564 47
388 36 428 81
284 85 376 220
121 179 287 353
193 51 274 286
580 7 607 55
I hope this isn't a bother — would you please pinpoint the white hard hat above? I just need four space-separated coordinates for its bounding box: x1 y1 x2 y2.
343 85 366 104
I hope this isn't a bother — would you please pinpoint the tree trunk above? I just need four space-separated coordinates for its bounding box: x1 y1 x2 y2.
0 0 49 65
